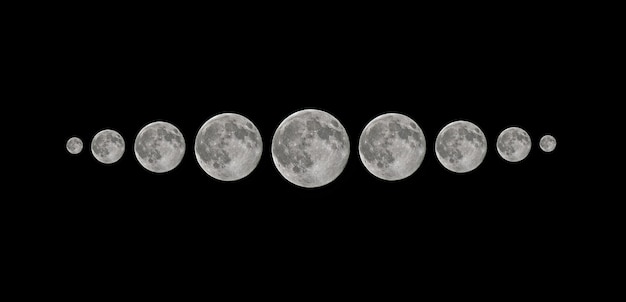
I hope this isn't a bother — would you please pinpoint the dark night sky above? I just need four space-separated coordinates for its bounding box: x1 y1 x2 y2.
42 9 582 284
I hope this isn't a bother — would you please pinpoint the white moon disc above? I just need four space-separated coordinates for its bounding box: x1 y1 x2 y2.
359 113 426 181
271 109 350 188
66 137 83 155
539 135 557 152
91 129 125 164
195 113 263 181
134 121 186 173
435 120 487 173
496 126 531 162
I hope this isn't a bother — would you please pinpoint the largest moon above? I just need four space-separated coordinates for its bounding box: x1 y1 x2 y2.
435 120 487 173
271 109 350 188
359 113 426 181
195 113 263 181
134 121 186 173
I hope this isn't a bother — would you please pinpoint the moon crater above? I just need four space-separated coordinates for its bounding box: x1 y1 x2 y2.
66 137 83 155
435 120 487 173
540 135 557 152
272 109 349 188
91 130 125 164
497 127 531 162
195 113 262 181
134 121 185 173
359 113 426 181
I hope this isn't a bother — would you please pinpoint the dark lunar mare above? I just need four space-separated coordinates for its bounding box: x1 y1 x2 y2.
273 115 347 174
361 120 424 168
513 131 530 145
92 135 110 156
196 123 230 169
498 132 514 155
158 125 184 146
196 119 259 170
457 126 483 147
107 132 123 146
360 123 394 168
93 132 121 156
497 132 512 155
305 117 347 149
436 127 463 163
273 119 314 174
498 129 529 156
135 128 162 163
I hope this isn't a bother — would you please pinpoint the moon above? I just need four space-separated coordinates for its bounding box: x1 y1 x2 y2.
134 121 186 173
66 137 83 155
91 129 125 164
496 127 531 162
271 109 350 188
359 113 426 181
539 135 557 152
435 120 487 173
195 113 263 181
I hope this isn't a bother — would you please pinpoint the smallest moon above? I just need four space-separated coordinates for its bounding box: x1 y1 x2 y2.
66 137 83 154
540 135 557 152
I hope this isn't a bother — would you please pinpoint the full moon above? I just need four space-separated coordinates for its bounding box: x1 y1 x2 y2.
435 120 487 173
496 127 531 162
195 113 263 181
66 137 83 154
134 121 186 173
540 135 557 152
272 109 350 188
359 113 426 181
91 129 125 164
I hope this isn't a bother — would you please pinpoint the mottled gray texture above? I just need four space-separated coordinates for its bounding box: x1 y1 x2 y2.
271 109 350 188
358 113 426 181
91 130 125 164
436 128 463 164
66 137 83 154
435 120 487 173
134 121 185 173
539 135 557 152
497 127 531 162
273 119 316 174
195 113 263 181
360 124 395 167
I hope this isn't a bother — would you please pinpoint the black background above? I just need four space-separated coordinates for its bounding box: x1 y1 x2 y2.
42 7 581 286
